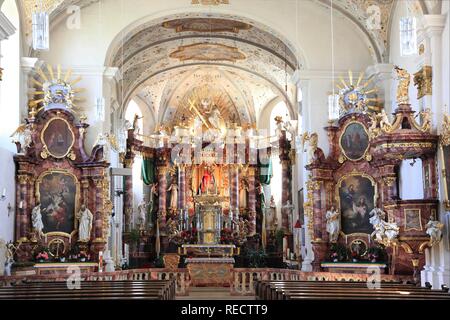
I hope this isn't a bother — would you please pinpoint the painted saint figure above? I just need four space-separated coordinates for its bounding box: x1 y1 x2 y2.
77 205 93 242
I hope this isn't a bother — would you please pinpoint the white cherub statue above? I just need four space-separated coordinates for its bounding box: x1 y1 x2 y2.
425 217 444 245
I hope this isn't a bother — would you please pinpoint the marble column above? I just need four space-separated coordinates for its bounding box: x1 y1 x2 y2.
229 164 239 228
280 159 291 233
15 175 31 241
123 158 134 232
178 165 186 228
420 15 446 132
247 166 257 236
158 166 168 224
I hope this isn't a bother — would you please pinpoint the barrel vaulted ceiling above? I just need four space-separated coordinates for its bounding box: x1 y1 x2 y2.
17 0 435 128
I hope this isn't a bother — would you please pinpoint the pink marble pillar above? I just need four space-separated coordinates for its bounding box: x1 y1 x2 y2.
229 164 239 226
158 166 168 223
178 165 186 210
16 175 31 241
247 167 257 236
281 159 291 233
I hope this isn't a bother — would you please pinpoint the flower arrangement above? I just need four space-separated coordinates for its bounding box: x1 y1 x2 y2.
35 246 50 263
220 228 234 244
36 251 49 262
367 245 386 263
169 228 198 245
329 243 349 262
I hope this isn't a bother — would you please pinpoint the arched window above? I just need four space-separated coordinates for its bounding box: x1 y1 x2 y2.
125 99 143 134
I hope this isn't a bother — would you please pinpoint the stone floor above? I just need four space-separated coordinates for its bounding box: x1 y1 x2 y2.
176 287 256 300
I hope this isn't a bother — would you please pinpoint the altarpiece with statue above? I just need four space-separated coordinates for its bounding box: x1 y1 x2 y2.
9 66 113 269
303 66 443 277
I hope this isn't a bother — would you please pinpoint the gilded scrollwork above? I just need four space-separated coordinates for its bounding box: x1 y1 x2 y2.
304 177 320 239
413 66 432 99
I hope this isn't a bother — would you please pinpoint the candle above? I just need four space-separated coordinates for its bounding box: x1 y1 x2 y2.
2 188 6 198
19 201 23 209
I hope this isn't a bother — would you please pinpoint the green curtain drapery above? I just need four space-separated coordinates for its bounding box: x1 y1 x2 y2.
141 157 156 185
259 158 273 185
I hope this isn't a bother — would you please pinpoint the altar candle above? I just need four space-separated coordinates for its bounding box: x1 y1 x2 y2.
2 188 6 198
19 201 23 209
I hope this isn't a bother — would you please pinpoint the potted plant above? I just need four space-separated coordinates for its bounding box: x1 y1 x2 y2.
367 245 386 263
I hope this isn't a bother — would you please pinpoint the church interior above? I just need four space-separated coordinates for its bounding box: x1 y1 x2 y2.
0 0 450 303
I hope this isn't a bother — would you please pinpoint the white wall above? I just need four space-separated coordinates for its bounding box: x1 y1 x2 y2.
389 0 420 112
0 0 19 243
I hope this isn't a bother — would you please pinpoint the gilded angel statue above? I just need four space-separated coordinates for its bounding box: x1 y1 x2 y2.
395 66 411 105
417 108 432 133
10 122 33 154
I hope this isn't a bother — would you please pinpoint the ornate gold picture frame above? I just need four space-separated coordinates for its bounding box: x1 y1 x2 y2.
336 172 378 237
35 169 80 237
339 121 371 163
404 209 422 231
40 117 76 160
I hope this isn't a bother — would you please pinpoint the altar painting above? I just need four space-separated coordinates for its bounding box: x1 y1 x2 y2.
339 122 369 161
338 174 375 235
36 171 78 234
442 145 450 209
41 118 75 158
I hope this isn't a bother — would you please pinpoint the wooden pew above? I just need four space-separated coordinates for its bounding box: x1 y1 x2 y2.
0 280 175 300
255 280 450 301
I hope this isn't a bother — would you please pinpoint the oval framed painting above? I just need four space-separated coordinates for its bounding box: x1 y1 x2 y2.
41 117 75 159
339 121 370 161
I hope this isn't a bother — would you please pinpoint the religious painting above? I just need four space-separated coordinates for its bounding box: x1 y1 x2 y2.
36 171 79 235
441 145 450 210
404 209 422 231
337 174 376 235
339 122 370 161
41 118 75 159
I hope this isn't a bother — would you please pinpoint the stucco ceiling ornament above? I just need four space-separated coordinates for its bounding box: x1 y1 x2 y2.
170 43 246 63
191 0 229 5
163 18 251 33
